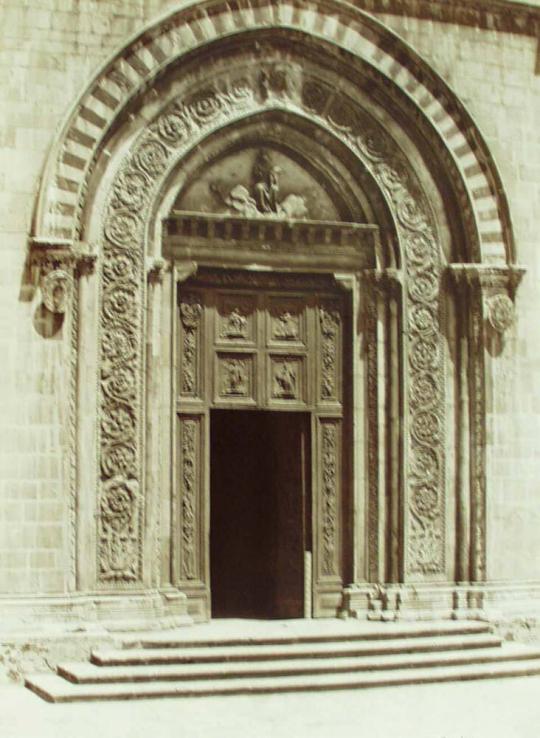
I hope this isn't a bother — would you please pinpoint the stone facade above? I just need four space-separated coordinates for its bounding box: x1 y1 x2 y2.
0 0 539 627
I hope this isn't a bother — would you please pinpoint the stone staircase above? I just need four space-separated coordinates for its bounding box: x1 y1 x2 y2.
25 620 540 702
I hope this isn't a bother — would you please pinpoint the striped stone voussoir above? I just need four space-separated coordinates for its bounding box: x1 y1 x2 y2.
38 0 513 265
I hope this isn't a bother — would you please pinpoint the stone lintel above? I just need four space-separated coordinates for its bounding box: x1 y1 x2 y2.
163 212 378 272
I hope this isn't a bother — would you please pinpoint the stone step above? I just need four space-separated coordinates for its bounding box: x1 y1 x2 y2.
26 653 540 702
57 645 540 684
90 633 502 667
119 620 491 650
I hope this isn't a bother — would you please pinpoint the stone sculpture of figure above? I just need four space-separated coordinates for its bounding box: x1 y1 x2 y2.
254 164 281 214
213 149 309 219
275 362 296 397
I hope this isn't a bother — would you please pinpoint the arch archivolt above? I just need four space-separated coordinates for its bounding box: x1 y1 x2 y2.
28 5 526 618
35 0 512 265
91 54 449 589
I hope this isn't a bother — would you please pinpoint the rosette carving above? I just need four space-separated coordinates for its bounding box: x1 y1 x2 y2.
105 210 140 247
98 477 140 581
112 170 149 211
486 293 515 333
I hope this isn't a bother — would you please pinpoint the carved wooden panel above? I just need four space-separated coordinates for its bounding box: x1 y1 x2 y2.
314 417 342 582
215 352 256 405
268 354 307 406
216 293 257 346
177 414 205 583
318 302 342 405
178 294 203 399
267 297 306 348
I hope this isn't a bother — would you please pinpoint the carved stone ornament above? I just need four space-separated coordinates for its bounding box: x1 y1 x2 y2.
98 66 449 582
486 293 515 333
98 477 140 581
41 268 73 314
211 149 309 219
321 423 338 577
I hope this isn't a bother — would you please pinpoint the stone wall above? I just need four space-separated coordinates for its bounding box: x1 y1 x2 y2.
0 0 179 594
0 1 538 595
377 12 540 583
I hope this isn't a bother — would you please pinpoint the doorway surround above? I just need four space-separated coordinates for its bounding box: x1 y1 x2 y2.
165 212 377 619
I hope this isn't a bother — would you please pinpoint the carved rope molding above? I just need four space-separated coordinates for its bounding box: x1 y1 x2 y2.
97 70 447 582
34 0 513 268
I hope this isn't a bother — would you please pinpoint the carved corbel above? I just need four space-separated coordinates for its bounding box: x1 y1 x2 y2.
146 257 167 284
29 237 97 314
447 264 525 336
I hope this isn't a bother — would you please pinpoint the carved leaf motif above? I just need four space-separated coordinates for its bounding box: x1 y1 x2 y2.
319 306 341 401
180 298 202 397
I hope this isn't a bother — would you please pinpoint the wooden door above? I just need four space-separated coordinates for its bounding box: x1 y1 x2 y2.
174 274 347 619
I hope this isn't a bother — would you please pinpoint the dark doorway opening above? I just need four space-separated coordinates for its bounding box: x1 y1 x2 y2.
210 409 311 619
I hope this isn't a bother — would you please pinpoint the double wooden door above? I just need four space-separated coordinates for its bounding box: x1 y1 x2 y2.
174 273 349 619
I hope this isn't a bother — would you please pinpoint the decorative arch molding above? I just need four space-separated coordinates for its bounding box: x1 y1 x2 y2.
25 1 529 620
89 43 458 584
31 0 514 265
